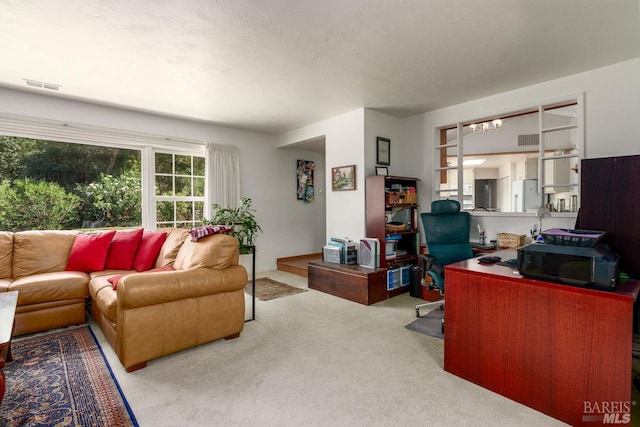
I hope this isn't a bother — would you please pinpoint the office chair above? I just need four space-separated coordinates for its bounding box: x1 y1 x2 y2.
415 200 474 319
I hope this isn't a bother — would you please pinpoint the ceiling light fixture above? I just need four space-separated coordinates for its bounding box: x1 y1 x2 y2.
469 119 503 133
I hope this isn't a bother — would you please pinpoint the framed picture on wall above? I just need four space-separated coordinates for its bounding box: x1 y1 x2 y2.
296 160 315 203
376 137 390 166
375 166 388 176
331 165 356 191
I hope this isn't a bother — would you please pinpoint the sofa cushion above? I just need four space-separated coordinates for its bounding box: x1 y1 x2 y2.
66 230 116 272
9 271 90 305
108 266 174 290
90 276 118 323
0 278 12 292
132 230 168 272
104 228 144 270
154 228 189 268
0 232 13 279
13 230 79 279
174 234 239 270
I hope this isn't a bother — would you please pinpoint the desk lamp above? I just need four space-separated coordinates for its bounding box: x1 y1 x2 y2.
535 205 552 242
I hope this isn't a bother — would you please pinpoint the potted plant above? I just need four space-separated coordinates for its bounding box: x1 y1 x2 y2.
204 197 262 253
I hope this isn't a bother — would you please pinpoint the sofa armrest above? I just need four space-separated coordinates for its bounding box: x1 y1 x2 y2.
116 266 247 310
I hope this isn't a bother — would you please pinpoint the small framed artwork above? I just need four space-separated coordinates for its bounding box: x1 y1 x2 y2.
375 166 388 176
296 160 315 203
376 137 390 166
331 165 356 191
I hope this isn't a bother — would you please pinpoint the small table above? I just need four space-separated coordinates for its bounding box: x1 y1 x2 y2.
0 291 18 405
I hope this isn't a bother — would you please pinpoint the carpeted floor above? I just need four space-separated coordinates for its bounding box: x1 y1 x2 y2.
405 307 444 339
244 277 307 301
0 325 138 427
88 271 565 426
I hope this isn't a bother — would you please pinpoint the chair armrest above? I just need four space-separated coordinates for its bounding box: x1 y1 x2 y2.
116 266 247 310
419 253 444 277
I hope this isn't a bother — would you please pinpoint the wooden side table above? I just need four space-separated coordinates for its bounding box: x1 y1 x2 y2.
0 291 18 405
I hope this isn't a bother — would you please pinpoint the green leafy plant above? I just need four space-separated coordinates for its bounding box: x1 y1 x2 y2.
75 169 142 227
205 197 262 253
0 178 80 231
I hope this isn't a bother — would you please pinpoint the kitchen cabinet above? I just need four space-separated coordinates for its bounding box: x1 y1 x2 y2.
543 157 570 193
515 157 538 181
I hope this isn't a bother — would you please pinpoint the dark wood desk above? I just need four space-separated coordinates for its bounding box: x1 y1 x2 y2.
444 250 638 426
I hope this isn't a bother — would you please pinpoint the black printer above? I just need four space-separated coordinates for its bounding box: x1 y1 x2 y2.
517 229 619 291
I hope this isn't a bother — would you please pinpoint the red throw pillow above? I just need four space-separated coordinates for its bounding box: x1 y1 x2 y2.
104 228 144 270
65 230 117 272
132 230 168 272
108 265 174 290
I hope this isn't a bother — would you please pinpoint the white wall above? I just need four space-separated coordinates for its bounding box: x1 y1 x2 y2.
280 109 366 242
0 87 325 273
402 57 640 244
279 109 421 246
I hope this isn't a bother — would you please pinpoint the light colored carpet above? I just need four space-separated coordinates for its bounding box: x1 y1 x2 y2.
89 271 566 427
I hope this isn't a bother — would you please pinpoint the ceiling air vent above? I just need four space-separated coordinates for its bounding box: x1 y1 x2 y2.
518 134 539 147
24 79 61 91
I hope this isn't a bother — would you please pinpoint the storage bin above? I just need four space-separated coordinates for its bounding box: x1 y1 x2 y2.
386 268 401 290
400 265 412 286
386 192 402 204
541 228 606 247
385 222 406 233
497 233 526 248
402 192 417 204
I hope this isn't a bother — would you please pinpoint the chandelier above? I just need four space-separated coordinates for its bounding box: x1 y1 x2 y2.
469 119 503 133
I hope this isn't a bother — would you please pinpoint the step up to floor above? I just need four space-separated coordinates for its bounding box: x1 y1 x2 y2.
276 253 322 277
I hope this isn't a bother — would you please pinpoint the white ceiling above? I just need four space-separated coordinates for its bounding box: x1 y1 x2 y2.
1 1 639 136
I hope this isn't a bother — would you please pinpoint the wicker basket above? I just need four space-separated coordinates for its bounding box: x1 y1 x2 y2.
386 222 406 233
403 192 417 204
497 233 526 248
386 192 402 204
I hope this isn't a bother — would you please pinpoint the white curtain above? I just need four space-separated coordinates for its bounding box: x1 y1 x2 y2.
204 143 240 219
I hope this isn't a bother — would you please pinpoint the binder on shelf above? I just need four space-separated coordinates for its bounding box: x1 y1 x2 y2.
359 238 379 269
323 245 342 264
325 237 357 265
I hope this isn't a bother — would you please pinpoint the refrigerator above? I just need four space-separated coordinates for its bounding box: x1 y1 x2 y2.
474 179 497 210
512 179 539 212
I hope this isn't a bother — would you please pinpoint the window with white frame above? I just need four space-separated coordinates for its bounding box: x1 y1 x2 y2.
0 114 208 231
154 151 206 229
434 95 583 215
0 135 141 231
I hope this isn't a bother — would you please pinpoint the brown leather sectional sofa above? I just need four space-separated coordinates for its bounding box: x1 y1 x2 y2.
0 228 247 371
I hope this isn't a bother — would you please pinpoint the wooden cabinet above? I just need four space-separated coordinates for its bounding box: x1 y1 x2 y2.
365 176 419 289
444 251 638 426
515 157 538 181
543 156 570 193
307 261 388 305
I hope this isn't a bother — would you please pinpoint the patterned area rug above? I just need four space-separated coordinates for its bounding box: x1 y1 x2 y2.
244 277 307 301
0 325 138 426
